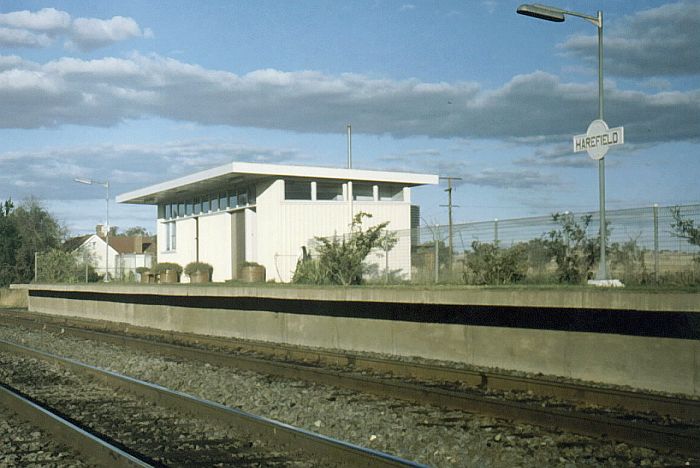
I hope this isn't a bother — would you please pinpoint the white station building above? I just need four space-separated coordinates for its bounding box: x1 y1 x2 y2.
116 162 438 282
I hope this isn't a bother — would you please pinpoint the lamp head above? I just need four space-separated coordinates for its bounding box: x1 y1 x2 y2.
517 4 565 22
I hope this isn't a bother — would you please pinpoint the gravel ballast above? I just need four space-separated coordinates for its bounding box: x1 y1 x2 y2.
0 323 694 467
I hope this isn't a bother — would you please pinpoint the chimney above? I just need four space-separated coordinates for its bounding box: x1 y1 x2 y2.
133 235 143 254
96 224 106 237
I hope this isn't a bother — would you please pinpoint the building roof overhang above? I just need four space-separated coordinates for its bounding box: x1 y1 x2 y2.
116 161 439 205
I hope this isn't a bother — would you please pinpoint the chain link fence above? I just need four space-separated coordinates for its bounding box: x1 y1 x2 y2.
309 203 700 286
33 252 155 283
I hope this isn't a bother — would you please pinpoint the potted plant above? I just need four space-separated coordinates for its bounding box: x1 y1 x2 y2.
135 266 153 284
240 261 265 283
152 262 183 284
184 262 213 284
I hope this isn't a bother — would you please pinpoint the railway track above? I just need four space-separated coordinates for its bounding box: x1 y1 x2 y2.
1 309 699 459
0 338 422 467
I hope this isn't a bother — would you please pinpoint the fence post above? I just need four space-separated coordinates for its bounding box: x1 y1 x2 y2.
494 219 499 246
34 252 38 283
653 204 659 283
434 233 439 284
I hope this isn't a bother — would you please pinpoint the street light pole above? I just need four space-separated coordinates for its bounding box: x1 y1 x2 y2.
517 4 608 280
74 177 111 282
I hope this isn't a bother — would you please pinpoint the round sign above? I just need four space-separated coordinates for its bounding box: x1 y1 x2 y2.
586 119 609 160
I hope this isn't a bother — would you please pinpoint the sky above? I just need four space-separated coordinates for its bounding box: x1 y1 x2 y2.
0 0 698 236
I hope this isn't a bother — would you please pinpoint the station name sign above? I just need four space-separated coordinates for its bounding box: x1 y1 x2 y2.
573 119 624 160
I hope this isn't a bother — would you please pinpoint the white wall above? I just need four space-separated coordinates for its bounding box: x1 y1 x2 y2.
75 235 119 278
256 180 412 282
198 213 233 282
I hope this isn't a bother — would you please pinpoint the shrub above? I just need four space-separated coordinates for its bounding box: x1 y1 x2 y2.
184 262 213 276
543 212 602 284
293 212 388 285
463 241 528 285
135 266 151 274
152 262 183 275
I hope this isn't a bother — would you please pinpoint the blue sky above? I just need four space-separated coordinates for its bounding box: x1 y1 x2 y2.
0 1 698 235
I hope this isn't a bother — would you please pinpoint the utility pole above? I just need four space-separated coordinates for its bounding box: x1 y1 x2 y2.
439 176 462 271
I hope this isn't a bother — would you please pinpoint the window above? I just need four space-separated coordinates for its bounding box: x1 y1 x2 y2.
159 204 166 219
353 184 374 201
247 185 256 204
285 180 311 200
178 202 185 217
229 191 238 208
171 203 178 218
165 222 176 251
219 192 227 210
317 182 343 201
193 198 202 214
185 201 193 216
211 194 219 212
238 188 248 206
202 198 210 213
379 185 404 201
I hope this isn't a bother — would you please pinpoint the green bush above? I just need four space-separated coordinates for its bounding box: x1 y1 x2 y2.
293 212 388 285
184 262 213 276
463 241 528 285
543 212 601 284
152 262 183 274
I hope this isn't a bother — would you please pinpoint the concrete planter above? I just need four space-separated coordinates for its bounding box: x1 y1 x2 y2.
139 272 155 284
159 270 180 284
189 270 210 284
240 265 265 283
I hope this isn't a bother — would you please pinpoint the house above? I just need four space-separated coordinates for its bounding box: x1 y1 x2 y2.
116 162 438 282
64 225 156 279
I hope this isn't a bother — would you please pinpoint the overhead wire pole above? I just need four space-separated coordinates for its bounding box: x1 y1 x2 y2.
439 176 462 272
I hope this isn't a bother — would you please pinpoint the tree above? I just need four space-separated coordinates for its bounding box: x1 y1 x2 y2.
0 198 66 286
671 206 700 263
293 212 389 285
12 198 66 283
123 226 151 236
35 249 82 283
377 229 399 283
0 199 20 287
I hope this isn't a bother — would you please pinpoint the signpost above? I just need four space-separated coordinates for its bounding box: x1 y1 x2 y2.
574 119 624 160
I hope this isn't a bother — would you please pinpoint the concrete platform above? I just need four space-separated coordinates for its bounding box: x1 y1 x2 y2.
14 283 700 397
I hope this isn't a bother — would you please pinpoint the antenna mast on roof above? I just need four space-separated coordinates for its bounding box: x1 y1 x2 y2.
346 124 352 169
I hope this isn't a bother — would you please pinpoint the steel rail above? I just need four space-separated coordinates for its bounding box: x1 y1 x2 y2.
0 338 423 468
0 382 151 467
1 312 698 457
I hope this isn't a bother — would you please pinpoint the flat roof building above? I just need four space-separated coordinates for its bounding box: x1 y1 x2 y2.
117 162 438 282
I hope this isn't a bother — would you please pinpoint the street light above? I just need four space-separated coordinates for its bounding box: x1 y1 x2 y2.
517 3 609 281
74 177 111 282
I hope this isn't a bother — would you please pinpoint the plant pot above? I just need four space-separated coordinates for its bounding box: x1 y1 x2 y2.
160 269 180 284
189 270 210 283
240 265 265 283
139 272 154 284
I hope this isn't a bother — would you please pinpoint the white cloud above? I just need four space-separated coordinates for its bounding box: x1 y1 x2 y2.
0 139 304 202
68 16 147 51
1 54 696 145
0 8 71 33
0 27 52 48
0 8 150 51
560 1 700 77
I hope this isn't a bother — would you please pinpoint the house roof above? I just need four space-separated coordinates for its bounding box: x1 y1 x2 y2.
64 234 156 255
116 161 439 205
62 235 91 252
